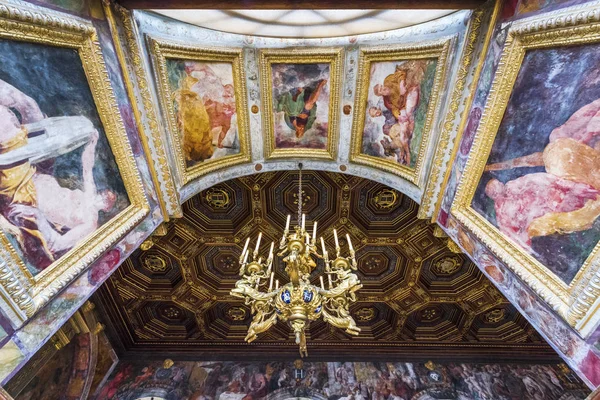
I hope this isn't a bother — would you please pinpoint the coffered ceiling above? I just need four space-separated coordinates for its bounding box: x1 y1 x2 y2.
96 171 558 362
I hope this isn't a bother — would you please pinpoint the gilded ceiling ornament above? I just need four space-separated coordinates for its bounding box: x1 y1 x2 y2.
420 238 433 248
355 307 376 322
293 190 310 207
231 164 362 357
446 239 462 254
227 306 247 321
433 256 461 275
421 308 438 320
362 255 385 275
143 255 167 273
217 254 237 272
140 239 154 251
162 306 181 319
483 308 506 324
432 225 448 238
154 223 169 237
373 188 398 209
206 187 231 208
163 359 174 369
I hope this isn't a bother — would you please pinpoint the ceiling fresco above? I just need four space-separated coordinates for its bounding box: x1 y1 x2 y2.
96 171 557 361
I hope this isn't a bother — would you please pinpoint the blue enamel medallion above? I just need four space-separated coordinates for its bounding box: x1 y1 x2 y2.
303 289 313 303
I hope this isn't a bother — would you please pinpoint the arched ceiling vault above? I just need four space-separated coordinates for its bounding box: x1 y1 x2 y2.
96 171 558 362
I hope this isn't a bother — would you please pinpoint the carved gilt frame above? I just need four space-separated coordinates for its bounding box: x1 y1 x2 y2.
148 37 251 186
451 6 600 335
260 47 343 160
104 3 182 220
0 1 149 325
349 39 451 187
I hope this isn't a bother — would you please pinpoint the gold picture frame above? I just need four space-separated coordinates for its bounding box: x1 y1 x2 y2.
0 1 149 324
148 37 251 186
260 48 343 160
350 39 451 187
451 8 600 335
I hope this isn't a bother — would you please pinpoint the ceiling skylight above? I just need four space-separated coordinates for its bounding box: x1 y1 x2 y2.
152 9 456 38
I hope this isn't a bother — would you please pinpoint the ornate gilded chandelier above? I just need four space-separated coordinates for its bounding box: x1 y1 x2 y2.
231 164 362 357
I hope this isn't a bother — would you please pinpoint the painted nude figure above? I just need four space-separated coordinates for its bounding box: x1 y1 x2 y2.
484 98 600 247
372 61 425 166
0 79 116 271
276 79 327 138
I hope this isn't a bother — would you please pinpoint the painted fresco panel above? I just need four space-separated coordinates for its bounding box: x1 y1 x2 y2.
149 39 250 185
361 59 437 169
470 43 600 285
0 40 130 276
349 41 449 186
444 212 600 387
95 360 589 400
260 48 342 160
271 63 331 150
167 60 241 169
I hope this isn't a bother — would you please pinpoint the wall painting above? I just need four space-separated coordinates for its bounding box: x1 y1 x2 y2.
95 360 588 400
0 1 149 322
451 12 600 334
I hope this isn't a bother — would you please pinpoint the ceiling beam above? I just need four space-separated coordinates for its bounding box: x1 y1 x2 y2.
116 0 485 10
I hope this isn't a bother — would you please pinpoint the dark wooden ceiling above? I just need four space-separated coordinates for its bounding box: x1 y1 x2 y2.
116 0 486 10
95 171 558 362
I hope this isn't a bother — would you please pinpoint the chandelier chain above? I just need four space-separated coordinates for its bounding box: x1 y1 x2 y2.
297 163 303 227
